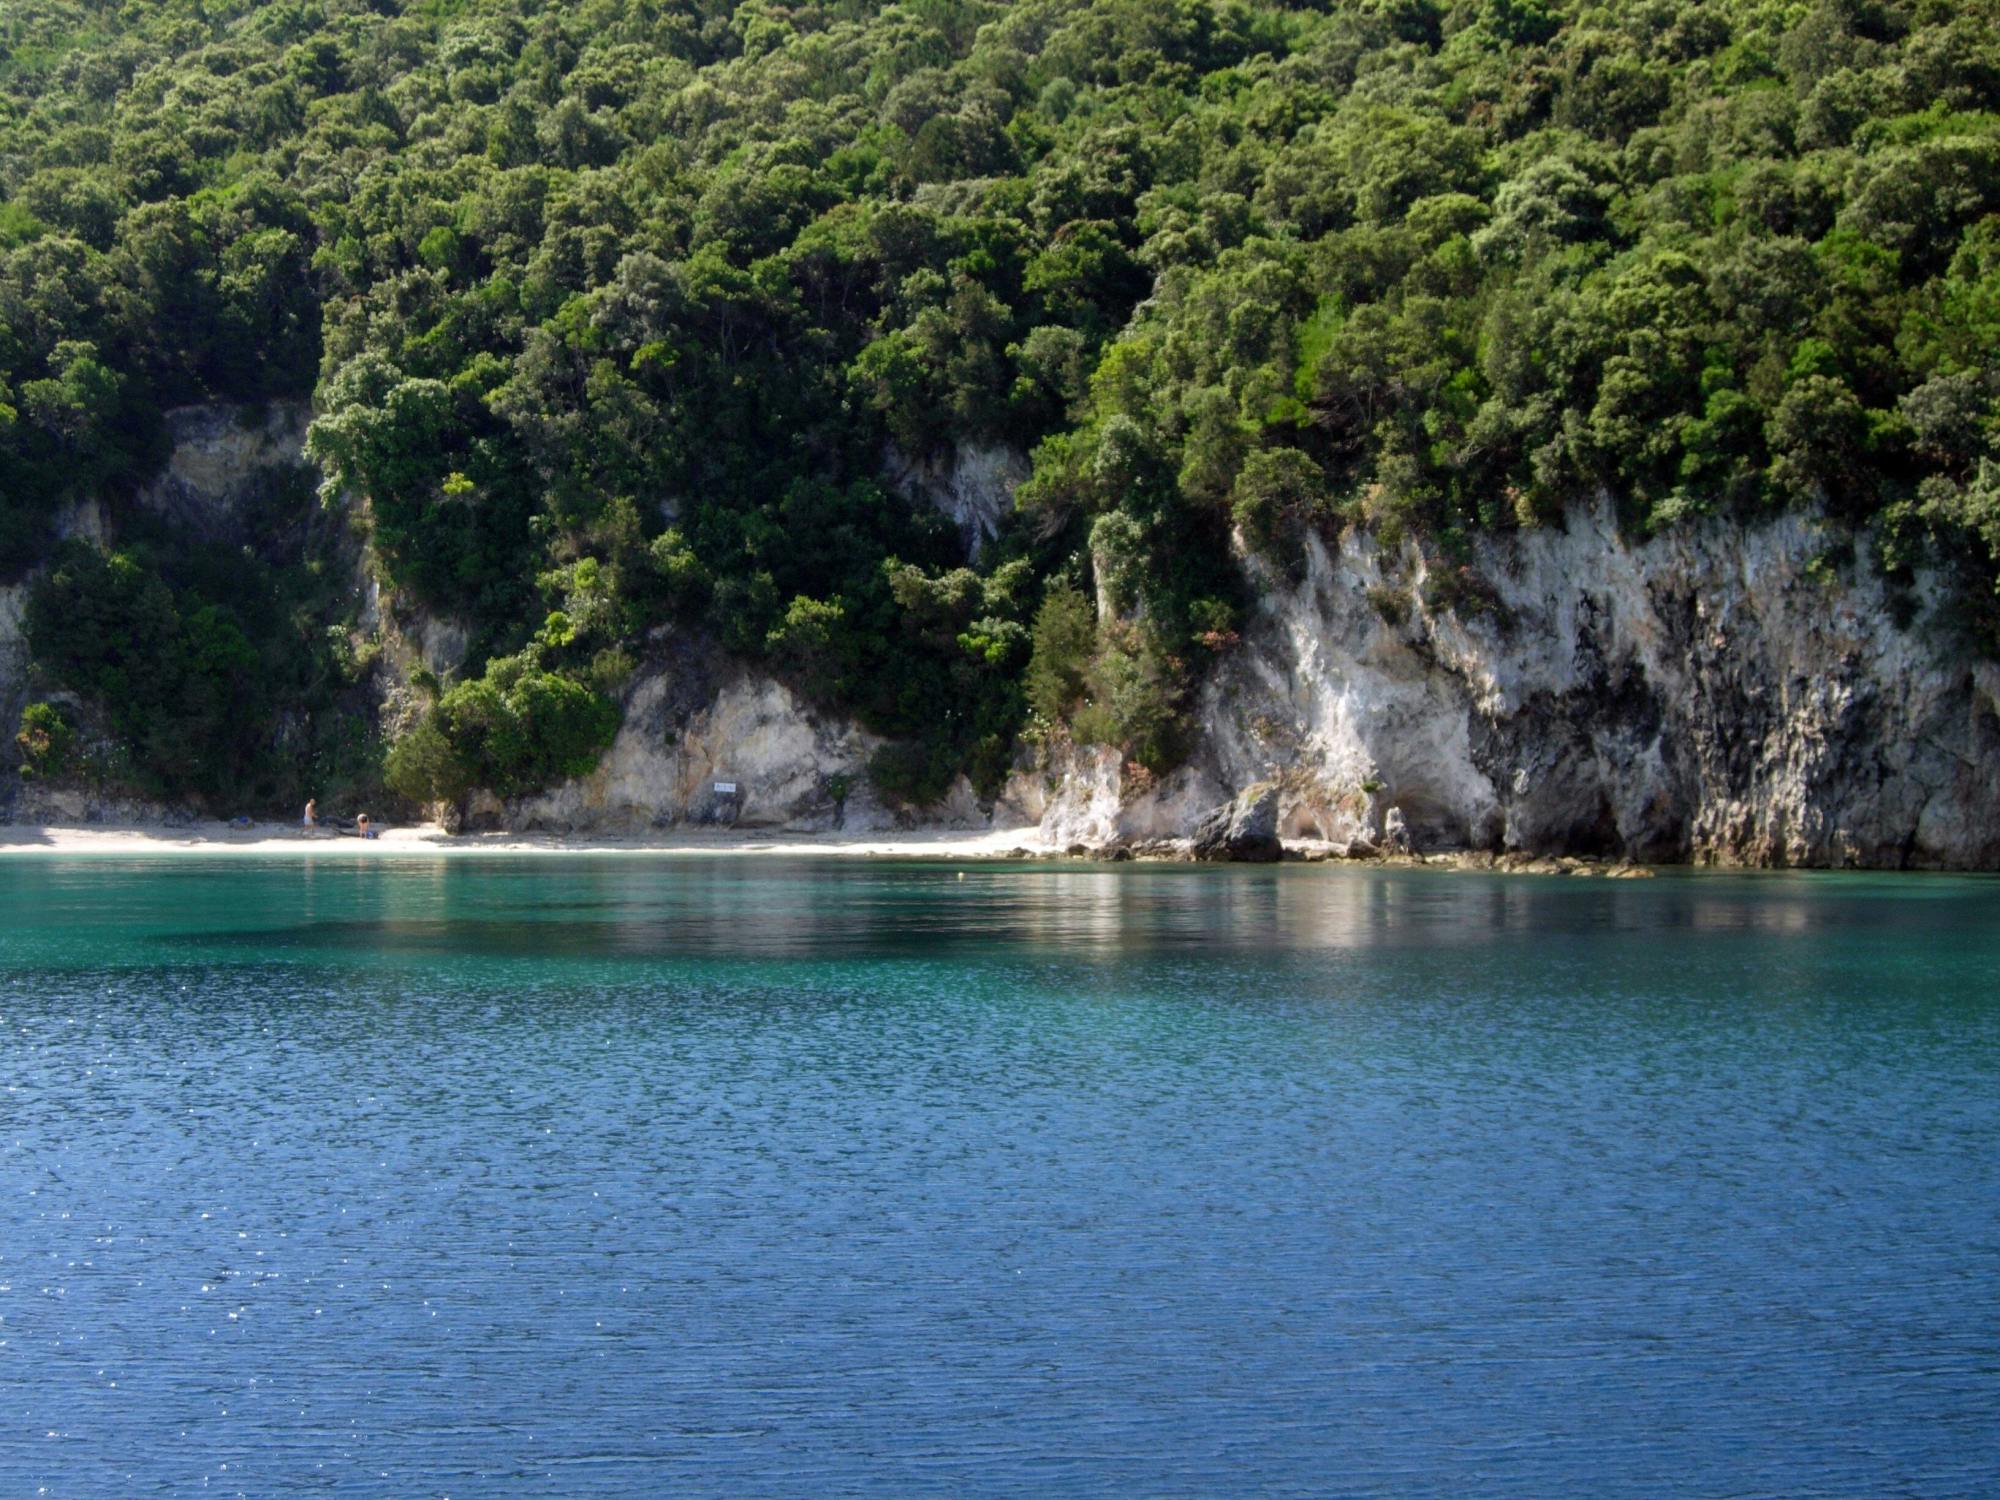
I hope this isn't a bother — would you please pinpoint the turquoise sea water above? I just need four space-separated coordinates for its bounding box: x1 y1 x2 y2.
1 855 1996 1498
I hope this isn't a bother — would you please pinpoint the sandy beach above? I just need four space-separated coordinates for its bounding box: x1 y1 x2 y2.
0 822 1666 875
0 820 1055 858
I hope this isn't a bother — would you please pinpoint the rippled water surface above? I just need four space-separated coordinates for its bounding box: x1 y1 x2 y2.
2 855 1997 1497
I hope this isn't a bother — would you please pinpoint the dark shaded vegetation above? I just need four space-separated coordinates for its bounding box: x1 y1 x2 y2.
21 473 384 809
5 0 2000 805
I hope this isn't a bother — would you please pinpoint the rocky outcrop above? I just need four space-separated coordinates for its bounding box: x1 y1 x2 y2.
137 402 314 540
883 442 1030 561
502 660 986 835
1189 783 1281 862
391 610 472 681
3 779 192 827
1029 500 2000 869
505 663 833 832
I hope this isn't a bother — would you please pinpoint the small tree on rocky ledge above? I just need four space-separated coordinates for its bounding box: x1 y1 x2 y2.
14 702 76 781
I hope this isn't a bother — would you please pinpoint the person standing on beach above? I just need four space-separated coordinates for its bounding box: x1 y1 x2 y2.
303 798 317 830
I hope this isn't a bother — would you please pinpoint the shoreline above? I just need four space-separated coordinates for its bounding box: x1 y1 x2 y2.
0 820 1048 859
4 822 1995 876
0 819 1664 874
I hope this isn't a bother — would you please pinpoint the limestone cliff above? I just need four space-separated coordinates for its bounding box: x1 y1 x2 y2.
882 442 1031 561
512 497 1999 870
8 403 1997 866
1024 503 2000 869
497 659 992 835
498 664 884 834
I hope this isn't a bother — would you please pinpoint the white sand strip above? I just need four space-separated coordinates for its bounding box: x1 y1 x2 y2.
0 821 1053 858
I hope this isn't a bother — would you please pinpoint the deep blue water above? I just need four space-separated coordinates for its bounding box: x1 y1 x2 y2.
1 855 1996 1497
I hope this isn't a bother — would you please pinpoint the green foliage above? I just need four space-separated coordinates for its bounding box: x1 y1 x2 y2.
381 716 465 807
23 522 376 808
1232 447 1335 570
1024 580 1096 723
767 594 852 703
863 740 939 804
385 654 619 804
14 701 74 779
1073 620 1188 774
6 0 2000 807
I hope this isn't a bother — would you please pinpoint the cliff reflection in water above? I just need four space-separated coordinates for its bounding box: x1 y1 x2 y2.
106 856 1974 979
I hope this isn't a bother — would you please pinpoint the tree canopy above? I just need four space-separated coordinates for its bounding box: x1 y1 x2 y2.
6 0 1999 807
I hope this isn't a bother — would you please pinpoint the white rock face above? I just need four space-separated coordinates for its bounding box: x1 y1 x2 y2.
1032 500 2000 869
508 669 889 833
1008 743 1212 848
54 498 112 546
138 403 314 537
503 662 1014 836
4 780 191 826
404 613 472 680
883 442 1030 561
504 501 1999 868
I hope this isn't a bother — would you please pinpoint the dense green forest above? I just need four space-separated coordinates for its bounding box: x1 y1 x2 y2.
4 0 1999 810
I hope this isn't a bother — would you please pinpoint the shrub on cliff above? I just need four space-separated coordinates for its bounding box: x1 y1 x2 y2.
1024 581 1097 724
14 702 74 781
385 656 619 805
1232 448 1337 574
